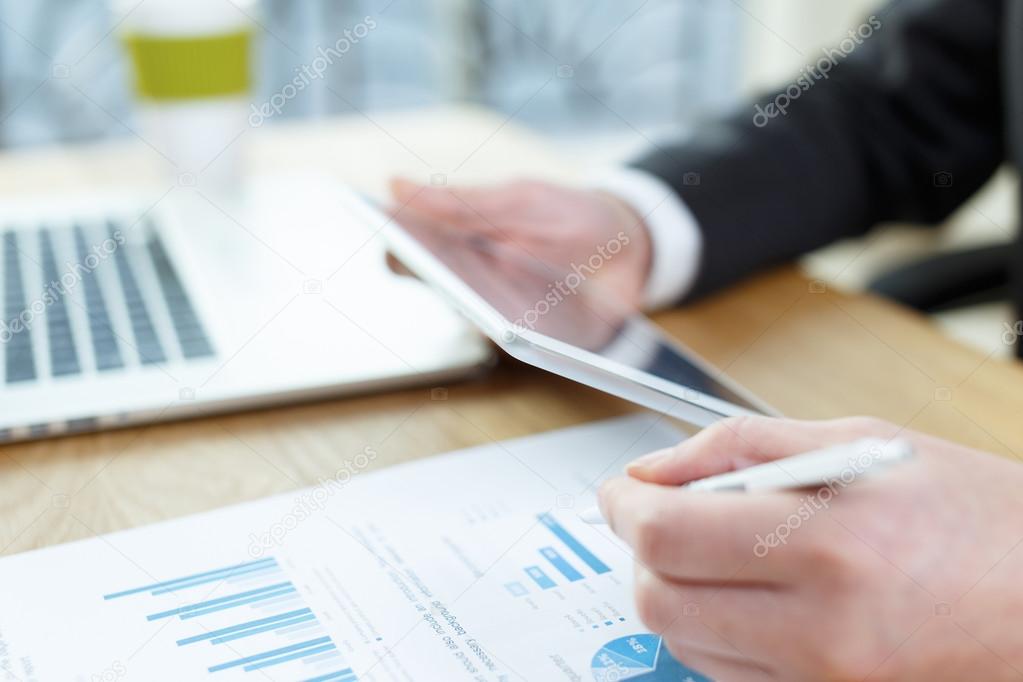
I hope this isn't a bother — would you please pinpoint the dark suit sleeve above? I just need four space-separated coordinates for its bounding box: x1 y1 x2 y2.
631 0 1006 299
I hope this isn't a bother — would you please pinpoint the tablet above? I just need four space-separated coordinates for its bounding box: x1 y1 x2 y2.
371 199 776 426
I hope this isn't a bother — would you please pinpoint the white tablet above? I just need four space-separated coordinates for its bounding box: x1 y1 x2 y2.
365 197 777 426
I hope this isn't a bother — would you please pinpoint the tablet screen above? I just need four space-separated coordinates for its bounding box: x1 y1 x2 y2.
389 208 763 413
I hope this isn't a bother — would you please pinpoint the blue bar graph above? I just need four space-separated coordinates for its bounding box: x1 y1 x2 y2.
104 557 357 679
302 668 356 682
177 608 312 645
211 614 316 644
209 636 332 672
181 586 297 619
525 565 556 589
245 643 336 671
152 561 281 595
147 582 292 620
276 619 321 635
227 564 283 583
540 546 584 581
104 558 277 599
302 650 342 664
537 513 611 574
504 581 528 597
253 592 302 609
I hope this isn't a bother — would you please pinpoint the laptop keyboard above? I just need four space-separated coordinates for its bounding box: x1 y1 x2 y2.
1 219 214 385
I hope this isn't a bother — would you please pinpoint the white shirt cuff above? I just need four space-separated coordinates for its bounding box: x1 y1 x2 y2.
588 167 703 310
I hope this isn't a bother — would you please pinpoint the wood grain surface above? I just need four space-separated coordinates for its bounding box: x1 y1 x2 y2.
2 107 1020 557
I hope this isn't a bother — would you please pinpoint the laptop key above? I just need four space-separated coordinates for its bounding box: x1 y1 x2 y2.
147 233 214 359
39 229 81 377
3 231 37 383
108 223 166 365
74 226 124 372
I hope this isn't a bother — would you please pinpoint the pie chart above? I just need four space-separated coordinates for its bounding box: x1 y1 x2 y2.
591 634 711 682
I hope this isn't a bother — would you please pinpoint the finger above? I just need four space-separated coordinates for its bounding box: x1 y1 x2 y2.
389 177 427 205
389 177 502 233
390 178 473 221
665 645 776 682
598 476 808 582
634 563 787 676
627 415 899 485
385 252 414 278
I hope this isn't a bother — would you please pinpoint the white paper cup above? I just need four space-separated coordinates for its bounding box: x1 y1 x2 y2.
116 0 257 196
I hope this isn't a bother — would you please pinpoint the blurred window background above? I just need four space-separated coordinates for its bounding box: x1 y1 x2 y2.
1 0 1016 353
0 0 742 151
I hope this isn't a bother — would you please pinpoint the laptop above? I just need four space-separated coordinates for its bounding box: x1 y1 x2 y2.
0 173 492 442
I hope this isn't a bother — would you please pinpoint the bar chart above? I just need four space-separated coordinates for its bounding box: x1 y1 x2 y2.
511 513 612 593
0 415 691 681
102 556 357 681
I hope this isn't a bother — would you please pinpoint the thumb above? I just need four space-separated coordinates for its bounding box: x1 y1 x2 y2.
389 177 475 223
627 415 897 485
389 177 424 204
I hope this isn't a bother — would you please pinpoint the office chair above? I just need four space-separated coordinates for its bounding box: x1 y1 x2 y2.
867 242 1011 313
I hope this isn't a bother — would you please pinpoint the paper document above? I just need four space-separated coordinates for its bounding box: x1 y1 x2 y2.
0 415 711 682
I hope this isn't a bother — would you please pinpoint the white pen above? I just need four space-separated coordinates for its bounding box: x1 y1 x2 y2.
579 437 915 525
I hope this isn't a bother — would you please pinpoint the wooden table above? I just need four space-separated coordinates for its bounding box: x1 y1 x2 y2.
2 107 1021 557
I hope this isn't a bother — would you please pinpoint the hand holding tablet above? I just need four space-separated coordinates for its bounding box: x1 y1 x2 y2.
369 181 774 428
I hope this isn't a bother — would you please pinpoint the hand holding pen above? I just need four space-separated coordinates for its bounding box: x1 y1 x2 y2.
591 415 1023 680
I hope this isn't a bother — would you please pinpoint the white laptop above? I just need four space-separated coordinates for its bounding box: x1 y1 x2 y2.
0 173 491 442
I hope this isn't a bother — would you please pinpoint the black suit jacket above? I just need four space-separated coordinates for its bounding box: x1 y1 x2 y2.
633 0 1018 315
